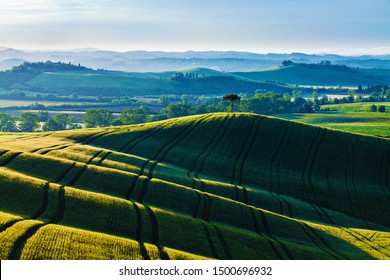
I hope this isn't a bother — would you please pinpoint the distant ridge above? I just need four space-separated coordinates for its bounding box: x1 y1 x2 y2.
1 48 390 72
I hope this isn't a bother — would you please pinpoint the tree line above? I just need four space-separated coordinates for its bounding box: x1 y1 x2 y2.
2 87 390 132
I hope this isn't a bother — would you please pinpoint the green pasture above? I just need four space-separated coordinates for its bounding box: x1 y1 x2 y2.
0 112 389 259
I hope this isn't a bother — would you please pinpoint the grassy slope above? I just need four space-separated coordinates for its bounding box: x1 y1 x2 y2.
0 113 389 260
233 64 390 86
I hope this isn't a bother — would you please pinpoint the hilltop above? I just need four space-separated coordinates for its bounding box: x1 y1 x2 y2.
0 113 389 259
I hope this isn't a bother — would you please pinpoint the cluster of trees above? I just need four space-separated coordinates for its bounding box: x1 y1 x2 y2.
315 85 390 106
369 104 387 113
8 61 86 73
0 111 79 132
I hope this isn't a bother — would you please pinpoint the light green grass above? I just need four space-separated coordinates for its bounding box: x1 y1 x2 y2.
277 110 390 137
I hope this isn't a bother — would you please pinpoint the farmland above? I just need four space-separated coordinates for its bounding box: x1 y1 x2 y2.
277 102 390 137
0 112 389 259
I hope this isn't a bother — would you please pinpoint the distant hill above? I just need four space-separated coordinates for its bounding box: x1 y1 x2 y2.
0 113 389 259
0 65 292 96
234 62 390 86
1 48 390 72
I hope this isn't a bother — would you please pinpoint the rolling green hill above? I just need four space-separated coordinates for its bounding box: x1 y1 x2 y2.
234 63 390 86
0 113 389 259
0 63 290 96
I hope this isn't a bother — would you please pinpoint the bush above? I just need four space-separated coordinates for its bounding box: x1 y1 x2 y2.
378 105 386 113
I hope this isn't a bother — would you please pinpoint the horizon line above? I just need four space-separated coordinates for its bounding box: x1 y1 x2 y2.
1 46 390 57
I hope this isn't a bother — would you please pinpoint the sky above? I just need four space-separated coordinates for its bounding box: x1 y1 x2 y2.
0 0 389 55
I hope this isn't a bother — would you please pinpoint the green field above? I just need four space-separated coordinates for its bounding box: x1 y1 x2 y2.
0 113 389 259
277 102 390 137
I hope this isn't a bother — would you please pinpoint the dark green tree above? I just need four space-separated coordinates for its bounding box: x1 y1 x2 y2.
120 107 150 125
0 113 16 132
82 109 114 128
378 105 386 113
18 112 39 132
223 94 241 112
42 118 61 131
370 104 378 112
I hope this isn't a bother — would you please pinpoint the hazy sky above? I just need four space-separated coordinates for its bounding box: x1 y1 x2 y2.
0 0 389 54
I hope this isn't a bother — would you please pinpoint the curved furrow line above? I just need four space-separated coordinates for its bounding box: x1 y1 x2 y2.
201 222 220 259
268 120 290 193
237 117 266 187
131 202 150 260
145 115 210 178
348 228 390 256
378 139 390 204
6 180 62 259
257 209 292 259
66 165 87 187
31 183 50 220
300 128 323 202
311 204 336 225
53 162 77 183
344 135 358 224
132 116 210 204
350 138 371 229
200 195 212 222
38 144 72 155
211 225 233 260
341 228 390 258
145 207 170 260
0 219 23 233
95 151 112 166
230 117 257 185
74 130 110 145
86 150 105 165
8 223 45 260
119 123 166 153
192 115 235 189
305 129 328 203
0 151 22 167
192 192 202 218
187 115 230 188
80 130 113 145
275 122 295 195
297 222 344 259
136 177 150 204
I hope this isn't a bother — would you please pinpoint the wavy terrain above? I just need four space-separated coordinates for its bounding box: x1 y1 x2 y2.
0 113 389 259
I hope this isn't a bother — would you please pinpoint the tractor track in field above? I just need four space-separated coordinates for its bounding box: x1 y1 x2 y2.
268 121 290 193
341 227 390 258
229 117 257 185
145 206 170 260
0 151 22 166
191 115 235 192
118 123 166 154
212 224 233 260
187 115 230 189
304 129 327 203
275 122 295 195
201 222 220 259
132 115 210 203
300 128 323 202
131 202 150 260
297 222 345 259
378 139 390 205
256 209 293 259
236 117 265 187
